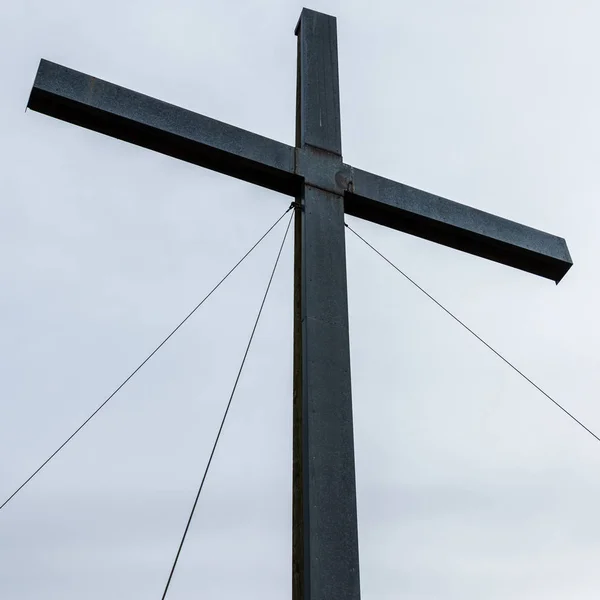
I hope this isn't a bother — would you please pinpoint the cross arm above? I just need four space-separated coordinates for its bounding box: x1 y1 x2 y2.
345 168 572 283
27 60 300 196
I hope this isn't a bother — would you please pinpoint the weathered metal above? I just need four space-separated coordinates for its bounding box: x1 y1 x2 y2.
28 58 572 283
294 10 361 600
27 7 573 600
346 168 572 282
28 59 299 196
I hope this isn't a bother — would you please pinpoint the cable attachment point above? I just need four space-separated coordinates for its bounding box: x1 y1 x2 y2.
289 201 304 212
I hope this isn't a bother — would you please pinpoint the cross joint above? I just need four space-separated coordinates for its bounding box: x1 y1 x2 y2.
295 145 353 196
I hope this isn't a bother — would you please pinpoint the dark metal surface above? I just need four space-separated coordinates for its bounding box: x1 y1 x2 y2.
295 9 342 155
299 186 360 600
27 58 572 283
292 205 304 600
28 60 299 196
295 9 361 600
346 168 573 282
295 146 351 196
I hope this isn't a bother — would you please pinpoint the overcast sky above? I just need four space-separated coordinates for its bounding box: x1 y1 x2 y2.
1 0 600 598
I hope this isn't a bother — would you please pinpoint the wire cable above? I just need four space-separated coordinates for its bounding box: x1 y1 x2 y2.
0 207 293 513
160 210 294 600
345 221 600 444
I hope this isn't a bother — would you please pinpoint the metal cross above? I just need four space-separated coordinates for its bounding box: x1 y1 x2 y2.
27 8 572 600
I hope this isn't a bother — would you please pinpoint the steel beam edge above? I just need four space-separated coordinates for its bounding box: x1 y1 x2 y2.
345 167 573 283
27 59 300 197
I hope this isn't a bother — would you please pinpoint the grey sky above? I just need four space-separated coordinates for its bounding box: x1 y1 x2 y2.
1 0 599 598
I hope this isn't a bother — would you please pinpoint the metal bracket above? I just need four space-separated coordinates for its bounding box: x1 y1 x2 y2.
294 146 353 196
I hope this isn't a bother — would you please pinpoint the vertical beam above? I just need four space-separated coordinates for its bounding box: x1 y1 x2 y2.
295 9 342 155
300 186 360 600
292 19 305 598
292 206 304 600
294 9 361 600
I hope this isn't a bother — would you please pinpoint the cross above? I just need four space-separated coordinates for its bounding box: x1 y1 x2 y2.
27 8 572 600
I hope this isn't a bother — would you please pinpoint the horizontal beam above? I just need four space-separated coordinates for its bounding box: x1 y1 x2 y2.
28 60 300 196
345 168 572 283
